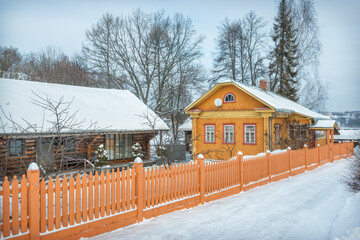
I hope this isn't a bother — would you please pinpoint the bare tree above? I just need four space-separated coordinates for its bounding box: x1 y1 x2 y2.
343 148 360 193
82 13 121 89
213 12 267 86
22 46 96 87
0 46 23 79
0 92 100 178
109 10 205 112
292 0 327 110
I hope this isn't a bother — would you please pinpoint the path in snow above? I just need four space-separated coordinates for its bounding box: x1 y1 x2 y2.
87 158 355 240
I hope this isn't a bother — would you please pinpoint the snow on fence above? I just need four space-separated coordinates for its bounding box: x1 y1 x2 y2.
0 141 354 239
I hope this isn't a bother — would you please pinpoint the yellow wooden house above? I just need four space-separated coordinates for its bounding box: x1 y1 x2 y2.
184 79 338 160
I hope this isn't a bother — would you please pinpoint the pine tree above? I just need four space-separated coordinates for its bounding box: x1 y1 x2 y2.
269 0 299 101
95 144 108 167
132 142 144 160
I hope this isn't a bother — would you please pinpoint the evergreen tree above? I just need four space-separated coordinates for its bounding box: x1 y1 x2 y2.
269 0 299 101
95 144 108 167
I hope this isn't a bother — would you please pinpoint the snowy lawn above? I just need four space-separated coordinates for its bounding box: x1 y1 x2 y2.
86 157 360 240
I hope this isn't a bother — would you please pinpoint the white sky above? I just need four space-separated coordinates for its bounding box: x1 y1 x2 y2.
0 0 359 112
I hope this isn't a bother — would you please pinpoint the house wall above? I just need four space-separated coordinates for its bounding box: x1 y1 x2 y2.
194 118 265 159
189 84 315 160
196 85 267 111
0 133 154 178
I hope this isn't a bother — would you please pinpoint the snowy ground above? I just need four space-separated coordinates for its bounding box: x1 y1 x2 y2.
86 157 360 240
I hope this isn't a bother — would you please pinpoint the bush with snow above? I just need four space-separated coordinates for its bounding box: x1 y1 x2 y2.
156 144 167 158
344 147 360 193
132 142 144 160
95 144 108 167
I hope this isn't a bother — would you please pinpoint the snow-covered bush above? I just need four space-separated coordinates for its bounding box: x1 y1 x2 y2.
95 144 108 167
344 147 360 192
132 142 144 160
156 145 167 158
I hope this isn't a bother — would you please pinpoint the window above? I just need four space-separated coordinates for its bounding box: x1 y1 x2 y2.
205 125 215 143
290 124 308 140
321 131 326 138
106 134 133 160
244 124 256 144
124 134 133 159
224 93 235 103
274 124 280 143
315 130 326 139
106 134 115 160
9 139 25 156
224 124 235 143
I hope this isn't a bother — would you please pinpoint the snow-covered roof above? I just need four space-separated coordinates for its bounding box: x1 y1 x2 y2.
233 82 330 120
0 78 169 134
334 129 360 141
185 80 330 120
309 119 337 129
178 118 192 131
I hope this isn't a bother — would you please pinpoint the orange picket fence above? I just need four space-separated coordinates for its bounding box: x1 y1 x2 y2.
0 141 354 239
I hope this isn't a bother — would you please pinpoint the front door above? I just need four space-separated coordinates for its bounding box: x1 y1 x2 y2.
36 137 54 172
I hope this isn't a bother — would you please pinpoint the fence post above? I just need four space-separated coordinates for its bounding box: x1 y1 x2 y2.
287 147 292 176
351 141 354 155
317 144 321 166
237 151 244 191
304 145 308 170
134 157 144 223
197 154 205 204
28 163 40 240
331 129 334 162
339 141 342 159
266 150 271 183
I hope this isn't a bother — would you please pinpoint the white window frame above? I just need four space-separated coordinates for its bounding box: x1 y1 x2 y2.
244 124 256 144
205 125 215 143
224 124 234 144
224 93 235 102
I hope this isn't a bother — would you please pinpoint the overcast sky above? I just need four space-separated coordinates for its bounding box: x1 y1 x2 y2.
1 0 359 112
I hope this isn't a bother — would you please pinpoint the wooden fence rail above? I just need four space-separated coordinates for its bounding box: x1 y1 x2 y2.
0 141 354 240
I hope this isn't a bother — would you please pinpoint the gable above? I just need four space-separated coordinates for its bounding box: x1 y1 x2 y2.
194 85 269 111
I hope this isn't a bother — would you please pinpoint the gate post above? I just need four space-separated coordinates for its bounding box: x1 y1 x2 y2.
304 145 308 170
197 154 205 204
134 157 144 222
287 147 292 176
28 163 40 240
237 151 244 191
317 144 321 166
266 150 271 183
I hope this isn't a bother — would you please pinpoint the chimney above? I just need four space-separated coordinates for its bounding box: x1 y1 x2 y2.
259 79 268 92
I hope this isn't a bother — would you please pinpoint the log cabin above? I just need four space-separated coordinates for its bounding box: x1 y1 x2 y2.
184 79 339 160
0 78 169 177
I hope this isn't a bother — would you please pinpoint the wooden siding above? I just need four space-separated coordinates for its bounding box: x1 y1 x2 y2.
0 133 154 178
196 85 267 111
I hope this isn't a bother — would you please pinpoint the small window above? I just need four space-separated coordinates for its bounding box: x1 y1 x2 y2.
244 124 256 144
321 131 326 138
224 93 235 103
205 125 215 143
224 125 234 143
9 139 25 156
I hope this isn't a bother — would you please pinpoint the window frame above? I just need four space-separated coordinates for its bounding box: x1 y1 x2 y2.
223 93 235 103
8 138 25 157
243 123 257 145
106 133 133 161
204 124 216 144
223 123 235 144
